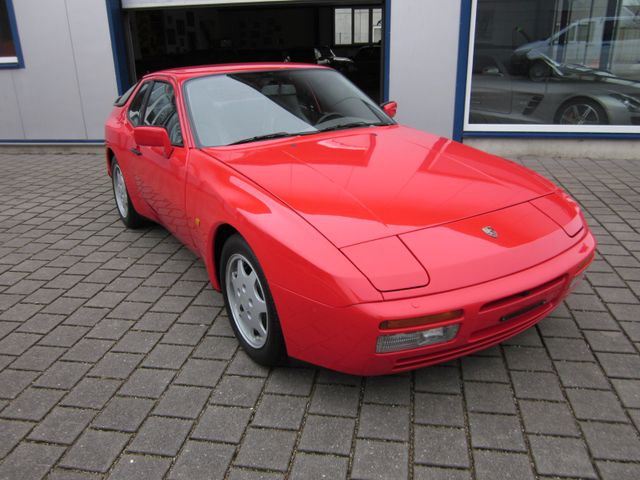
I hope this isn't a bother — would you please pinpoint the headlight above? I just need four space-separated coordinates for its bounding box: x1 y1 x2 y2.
376 324 460 353
610 93 640 113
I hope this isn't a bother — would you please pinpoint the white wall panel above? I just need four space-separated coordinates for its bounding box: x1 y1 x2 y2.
66 0 119 139
389 0 461 138
0 75 25 139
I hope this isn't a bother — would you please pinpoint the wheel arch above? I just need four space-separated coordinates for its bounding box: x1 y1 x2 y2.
211 223 240 290
106 148 115 176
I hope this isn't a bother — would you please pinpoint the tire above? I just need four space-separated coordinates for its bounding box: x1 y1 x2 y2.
554 98 609 125
111 157 147 229
528 60 551 82
220 234 286 366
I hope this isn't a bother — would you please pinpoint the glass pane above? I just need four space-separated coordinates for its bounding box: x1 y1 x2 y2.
128 82 151 127
354 9 370 43
144 82 182 145
334 8 352 45
372 8 383 44
469 0 640 129
0 0 17 59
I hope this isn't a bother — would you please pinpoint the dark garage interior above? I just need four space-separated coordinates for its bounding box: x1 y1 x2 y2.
123 1 385 102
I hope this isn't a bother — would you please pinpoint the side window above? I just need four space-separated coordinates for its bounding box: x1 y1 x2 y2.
128 82 151 127
143 81 183 146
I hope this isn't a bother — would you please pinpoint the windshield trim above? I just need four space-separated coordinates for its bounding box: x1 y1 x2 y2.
182 68 395 148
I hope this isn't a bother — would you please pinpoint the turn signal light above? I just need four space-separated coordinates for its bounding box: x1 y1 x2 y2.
379 310 463 331
575 251 595 275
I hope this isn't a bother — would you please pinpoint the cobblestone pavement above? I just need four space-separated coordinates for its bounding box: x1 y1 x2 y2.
0 152 639 480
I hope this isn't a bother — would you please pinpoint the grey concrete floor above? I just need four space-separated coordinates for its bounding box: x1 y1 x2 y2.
0 152 639 479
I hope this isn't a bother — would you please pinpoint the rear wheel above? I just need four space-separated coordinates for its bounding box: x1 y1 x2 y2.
220 234 286 366
111 158 147 228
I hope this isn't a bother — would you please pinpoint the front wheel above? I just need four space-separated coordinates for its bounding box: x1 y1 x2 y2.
554 99 608 125
111 158 147 228
220 234 286 366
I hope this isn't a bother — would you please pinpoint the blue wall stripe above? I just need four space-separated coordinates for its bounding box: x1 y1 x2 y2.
0 0 24 69
452 0 472 142
464 131 640 140
0 139 104 144
105 0 131 95
383 0 391 102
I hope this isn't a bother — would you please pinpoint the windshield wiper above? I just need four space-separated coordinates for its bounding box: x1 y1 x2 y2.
229 132 301 145
318 121 388 133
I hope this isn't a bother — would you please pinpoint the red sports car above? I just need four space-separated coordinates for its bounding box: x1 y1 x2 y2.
105 63 595 376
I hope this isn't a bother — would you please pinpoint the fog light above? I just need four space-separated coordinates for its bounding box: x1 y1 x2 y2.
376 324 460 354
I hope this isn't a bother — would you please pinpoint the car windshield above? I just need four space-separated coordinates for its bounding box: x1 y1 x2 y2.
184 68 393 147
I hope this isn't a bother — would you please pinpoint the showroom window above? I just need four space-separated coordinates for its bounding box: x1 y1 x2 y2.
334 7 383 45
465 0 640 133
0 0 21 67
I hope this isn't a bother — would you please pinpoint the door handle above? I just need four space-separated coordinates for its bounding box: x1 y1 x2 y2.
130 148 142 156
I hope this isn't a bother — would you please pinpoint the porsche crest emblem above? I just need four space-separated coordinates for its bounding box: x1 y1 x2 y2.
482 226 498 238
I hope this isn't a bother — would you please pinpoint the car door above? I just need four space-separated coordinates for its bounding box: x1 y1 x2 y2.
133 79 195 249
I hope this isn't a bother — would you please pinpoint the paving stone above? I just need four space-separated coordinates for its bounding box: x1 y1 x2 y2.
545 337 595 361
555 360 610 388
128 416 193 456
597 461 640 480
119 368 175 399
354 403 408 442
60 377 120 410
27 407 94 445
17 313 65 334
519 400 580 436
567 389 627 421
464 382 516 414
584 330 635 353
414 426 469 468
290 452 349 480
461 355 509 382
226 350 270 377
89 352 143 379
142 343 193 369
112 330 161 354
415 365 462 394
86 318 133 340
363 375 411 405
0 369 38 399
581 422 640 461
61 338 113 363
34 361 90 390
63 307 108 327
529 435 597 478
92 396 154 432
234 428 296 472
191 405 252 443
107 301 150 320
474 451 534 480
469 413 526 451
169 441 235 480
1 387 64 421
0 419 33 457
511 371 564 401
503 346 553 372
59 429 130 473
210 374 265 407
8 345 65 371
414 466 472 480
538 316 581 338
265 367 315 396
252 394 307 430
597 352 640 379
298 414 355 456
109 454 172 480
309 384 360 417
162 323 207 346
175 359 225 387
153 385 210 419
611 379 640 408
84 291 126 309
134 311 177 332
0 332 41 355
350 439 408 479
414 392 464 427
0 442 65 480
574 311 620 330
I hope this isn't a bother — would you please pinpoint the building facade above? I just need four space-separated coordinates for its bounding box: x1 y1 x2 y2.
1 0 639 152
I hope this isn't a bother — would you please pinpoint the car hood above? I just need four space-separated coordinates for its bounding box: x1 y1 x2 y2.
202 125 556 247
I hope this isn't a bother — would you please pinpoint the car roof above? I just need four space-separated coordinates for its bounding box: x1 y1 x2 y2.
143 62 326 82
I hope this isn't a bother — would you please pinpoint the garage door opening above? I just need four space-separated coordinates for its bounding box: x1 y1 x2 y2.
123 2 385 102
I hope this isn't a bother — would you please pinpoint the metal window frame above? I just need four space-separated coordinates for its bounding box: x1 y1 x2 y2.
0 0 24 69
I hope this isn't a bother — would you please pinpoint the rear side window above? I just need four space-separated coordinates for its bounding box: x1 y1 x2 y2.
114 83 137 107
127 82 151 127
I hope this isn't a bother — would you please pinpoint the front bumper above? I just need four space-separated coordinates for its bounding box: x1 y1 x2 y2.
273 229 596 376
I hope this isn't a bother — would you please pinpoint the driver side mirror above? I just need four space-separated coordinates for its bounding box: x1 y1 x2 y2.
134 126 173 158
381 101 398 118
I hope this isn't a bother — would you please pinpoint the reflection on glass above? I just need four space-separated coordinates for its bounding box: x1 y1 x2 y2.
469 0 640 128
